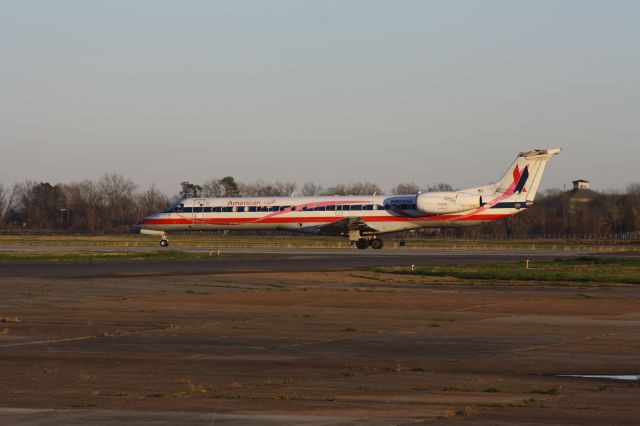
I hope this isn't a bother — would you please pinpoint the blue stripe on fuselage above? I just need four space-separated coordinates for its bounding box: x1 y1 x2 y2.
491 202 527 209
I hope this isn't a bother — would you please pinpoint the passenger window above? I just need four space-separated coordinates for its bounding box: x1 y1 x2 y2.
342 205 351 211
363 205 373 211
222 207 232 213
325 205 336 211
351 205 362 210
248 206 257 212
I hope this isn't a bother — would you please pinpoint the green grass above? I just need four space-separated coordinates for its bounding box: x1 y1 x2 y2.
374 257 640 284
0 250 216 263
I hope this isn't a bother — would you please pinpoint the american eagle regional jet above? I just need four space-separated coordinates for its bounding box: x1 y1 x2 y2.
135 149 560 249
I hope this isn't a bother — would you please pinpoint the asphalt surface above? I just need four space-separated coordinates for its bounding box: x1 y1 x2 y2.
1 247 636 278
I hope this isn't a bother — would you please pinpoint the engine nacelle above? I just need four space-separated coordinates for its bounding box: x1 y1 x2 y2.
416 192 482 214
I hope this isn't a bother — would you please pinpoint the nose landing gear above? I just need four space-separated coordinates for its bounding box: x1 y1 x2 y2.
139 229 170 247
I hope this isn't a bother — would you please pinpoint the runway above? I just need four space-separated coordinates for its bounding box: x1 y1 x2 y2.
1 246 636 278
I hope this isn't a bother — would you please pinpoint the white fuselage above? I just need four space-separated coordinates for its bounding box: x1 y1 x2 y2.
136 194 520 236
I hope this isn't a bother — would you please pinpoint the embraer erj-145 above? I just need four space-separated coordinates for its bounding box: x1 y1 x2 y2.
135 148 560 249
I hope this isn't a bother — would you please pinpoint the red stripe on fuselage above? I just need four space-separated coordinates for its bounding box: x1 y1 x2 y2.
141 213 514 227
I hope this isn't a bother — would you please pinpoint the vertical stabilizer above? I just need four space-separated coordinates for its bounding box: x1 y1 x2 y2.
495 149 561 202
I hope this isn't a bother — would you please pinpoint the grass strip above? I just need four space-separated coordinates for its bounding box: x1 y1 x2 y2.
0 235 637 251
374 257 640 284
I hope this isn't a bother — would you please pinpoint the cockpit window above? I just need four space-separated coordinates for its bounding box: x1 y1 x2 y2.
163 201 185 213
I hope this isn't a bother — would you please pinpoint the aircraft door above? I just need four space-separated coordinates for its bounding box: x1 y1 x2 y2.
192 199 205 224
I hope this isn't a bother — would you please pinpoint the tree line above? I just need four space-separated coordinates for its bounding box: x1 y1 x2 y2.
0 176 638 238
486 184 640 239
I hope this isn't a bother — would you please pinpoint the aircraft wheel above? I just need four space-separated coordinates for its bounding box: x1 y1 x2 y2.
355 239 369 250
160 239 169 247
370 239 384 250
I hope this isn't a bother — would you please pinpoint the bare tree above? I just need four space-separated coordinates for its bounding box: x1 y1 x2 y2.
201 177 241 197
240 181 296 197
622 183 640 233
301 182 323 196
78 180 104 231
202 179 224 197
99 174 137 228
0 184 6 223
4 181 34 227
323 182 382 196
390 183 421 195
136 184 170 220
627 183 640 195
275 181 296 197
1 184 17 223
425 182 455 192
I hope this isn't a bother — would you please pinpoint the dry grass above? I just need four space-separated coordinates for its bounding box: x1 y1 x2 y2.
1 234 637 251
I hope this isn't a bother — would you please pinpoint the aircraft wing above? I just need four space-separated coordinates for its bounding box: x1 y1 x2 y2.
317 216 379 237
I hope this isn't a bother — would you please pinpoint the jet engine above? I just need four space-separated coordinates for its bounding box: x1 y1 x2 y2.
416 192 482 214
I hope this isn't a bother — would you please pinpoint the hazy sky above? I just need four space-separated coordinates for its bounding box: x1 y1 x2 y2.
2 0 639 195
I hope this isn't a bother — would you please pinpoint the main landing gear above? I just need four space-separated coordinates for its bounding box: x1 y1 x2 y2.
355 238 384 250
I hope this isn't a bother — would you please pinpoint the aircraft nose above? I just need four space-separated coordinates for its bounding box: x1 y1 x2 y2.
131 217 150 232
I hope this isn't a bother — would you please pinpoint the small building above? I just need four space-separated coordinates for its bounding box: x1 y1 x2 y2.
569 179 597 205
572 180 590 190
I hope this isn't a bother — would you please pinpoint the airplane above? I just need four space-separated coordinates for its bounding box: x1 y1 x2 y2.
134 148 560 249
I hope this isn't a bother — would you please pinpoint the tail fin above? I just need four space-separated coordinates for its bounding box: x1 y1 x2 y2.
495 148 561 202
